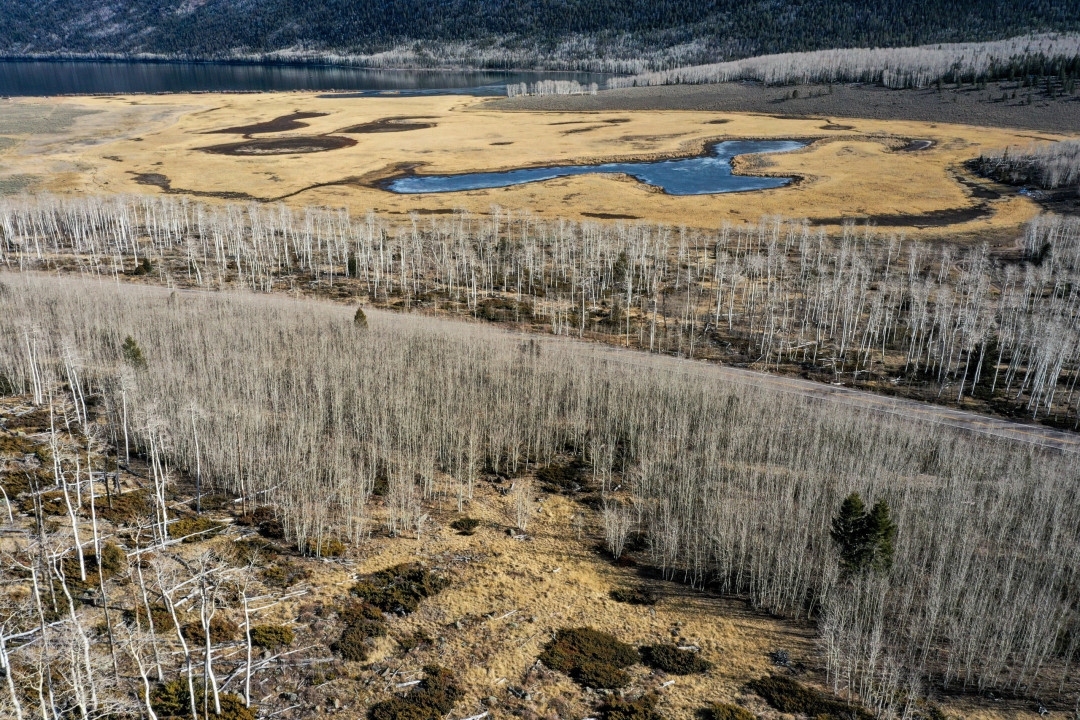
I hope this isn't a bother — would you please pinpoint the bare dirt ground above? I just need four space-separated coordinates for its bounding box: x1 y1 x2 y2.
491 81 1080 134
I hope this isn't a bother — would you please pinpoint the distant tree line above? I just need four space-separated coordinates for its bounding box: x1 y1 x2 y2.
1 0 1078 72
609 33 1080 89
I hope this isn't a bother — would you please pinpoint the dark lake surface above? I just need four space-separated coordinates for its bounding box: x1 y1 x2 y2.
386 140 808 196
0 60 608 96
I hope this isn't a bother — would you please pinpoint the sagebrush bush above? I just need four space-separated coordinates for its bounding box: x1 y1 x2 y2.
640 644 712 674
250 624 294 649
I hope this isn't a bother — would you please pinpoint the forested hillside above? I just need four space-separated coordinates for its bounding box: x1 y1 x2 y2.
1 0 1078 69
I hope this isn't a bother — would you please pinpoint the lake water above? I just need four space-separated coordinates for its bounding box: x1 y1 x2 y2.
0 60 608 96
386 140 808 196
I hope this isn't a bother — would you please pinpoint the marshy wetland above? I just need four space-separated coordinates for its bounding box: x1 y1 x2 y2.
0 91 1069 235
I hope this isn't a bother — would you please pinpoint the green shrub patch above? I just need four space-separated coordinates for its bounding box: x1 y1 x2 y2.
449 517 480 535
168 516 224 542
250 624 294 650
351 564 448 615
535 461 590 494
700 703 756 720
601 693 663 720
152 679 255 720
95 490 152 524
368 665 462 720
747 676 872 720
183 616 240 645
332 601 388 661
610 587 657 605
640 645 712 675
539 627 639 688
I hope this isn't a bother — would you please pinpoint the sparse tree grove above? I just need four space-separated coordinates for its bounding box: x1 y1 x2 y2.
0 273 1077 718
608 34 1080 90
2 195 1079 424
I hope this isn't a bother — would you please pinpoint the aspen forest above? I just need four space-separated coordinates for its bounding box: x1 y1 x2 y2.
1 196 1079 425
0 273 1077 720
1 3 1079 717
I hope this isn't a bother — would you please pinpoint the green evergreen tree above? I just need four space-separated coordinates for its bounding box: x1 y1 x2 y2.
864 500 897 571
830 492 868 571
353 306 368 329
830 493 897 573
121 335 147 369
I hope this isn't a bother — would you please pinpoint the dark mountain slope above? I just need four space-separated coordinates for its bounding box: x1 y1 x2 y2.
1 0 1077 65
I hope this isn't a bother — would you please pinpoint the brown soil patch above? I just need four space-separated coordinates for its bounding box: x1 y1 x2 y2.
582 211 641 219
817 204 989 227
206 111 329 136
562 125 606 134
338 116 438 133
820 123 853 130
198 135 357 155
899 139 935 151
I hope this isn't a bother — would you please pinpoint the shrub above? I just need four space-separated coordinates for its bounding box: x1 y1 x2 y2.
339 599 383 624
640 645 712 675
301 536 346 557
610 587 657 606
333 623 372 661
250 624 294 650
701 703 756 720
368 665 462 720
333 601 388 661
183 616 240 644
449 517 480 535
351 564 448 615
539 627 639 688
601 693 663 720
260 562 310 589
97 542 126 576
576 660 630 689
747 676 873 720
535 461 590 494
96 490 152 524
168 516 223 542
399 630 433 652
152 679 255 720
124 604 175 632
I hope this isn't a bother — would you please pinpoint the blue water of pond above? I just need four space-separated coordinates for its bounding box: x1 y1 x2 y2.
0 60 609 97
385 140 807 196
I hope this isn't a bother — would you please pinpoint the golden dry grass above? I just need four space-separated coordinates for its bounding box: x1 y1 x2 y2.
0 93 1075 236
